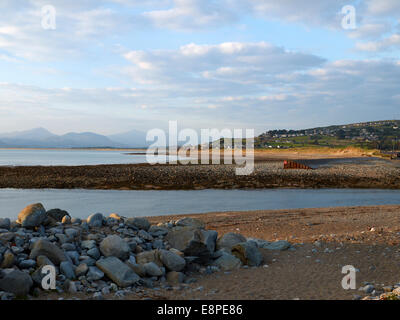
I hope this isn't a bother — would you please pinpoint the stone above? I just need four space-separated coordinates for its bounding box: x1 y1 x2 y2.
36 255 54 268
262 240 291 251
61 215 71 224
99 235 130 260
0 268 33 297
166 271 184 285
136 250 163 266
19 259 37 269
159 249 186 272
232 242 263 267
126 217 150 231
81 240 96 250
362 284 375 294
75 263 89 277
87 247 101 260
109 213 122 220
17 203 47 228
65 228 79 239
212 252 242 271
217 233 247 251
0 218 10 230
144 262 163 277
46 209 70 222
175 217 205 229
1 251 15 268
61 243 76 251
126 260 146 277
96 257 141 287
87 266 104 281
148 225 169 237
71 217 82 224
87 213 104 228
165 227 218 263
60 261 76 279
29 239 68 265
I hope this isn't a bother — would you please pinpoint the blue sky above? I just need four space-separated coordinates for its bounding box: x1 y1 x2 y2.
0 0 399 135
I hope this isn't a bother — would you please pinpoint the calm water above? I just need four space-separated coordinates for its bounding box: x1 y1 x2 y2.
0 149 181 166
1 188 400 219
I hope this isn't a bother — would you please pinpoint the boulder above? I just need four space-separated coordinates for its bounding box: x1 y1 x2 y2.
75 263 89 277
217 232 247 251
87 213 104 228
212 252 242 271
175 217 205 229
99 235 130 260
262 240 291 251
231 242 263 267
126 217 150 231
96 257 141 287
0 268 33 296
148 225 169 237
60 261 76 279
0 218 10 230
61 215 71 225
159 249 186 272
46 209 70 222
0 251 15 268
17 203 47 228
165 227 218 263
144 262 163 277
136 250 163 266
29 239 68 265
87 266 104 281
81 240 96 250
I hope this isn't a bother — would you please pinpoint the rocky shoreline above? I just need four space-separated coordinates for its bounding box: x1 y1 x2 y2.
0 159 399 190
0 203 289 300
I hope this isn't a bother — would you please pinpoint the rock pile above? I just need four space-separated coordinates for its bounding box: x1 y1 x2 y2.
0 203 292 300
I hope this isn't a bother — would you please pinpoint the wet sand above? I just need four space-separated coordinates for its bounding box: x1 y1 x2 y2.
143 205 400 300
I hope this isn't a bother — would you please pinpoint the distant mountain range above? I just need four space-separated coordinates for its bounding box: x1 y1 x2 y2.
0 128 149 148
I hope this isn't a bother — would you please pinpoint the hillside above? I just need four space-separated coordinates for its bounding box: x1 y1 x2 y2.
255 120 400 150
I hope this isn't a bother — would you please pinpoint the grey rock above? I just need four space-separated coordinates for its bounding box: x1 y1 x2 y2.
19 259 37 269
159 249 186 272
60 261 76 279
36 255 54 268
87 247 101 260
65 228 79 239
212 252 242 271
81 240 96 250
138 229 153 241
0 218 10 230
99 235 130 260
61 243 76 251
46 209 70 222
165 227 218 263
126 217 151 231
144 262 163 277
217 233 247 251
17 203 47 228
29 239 68 265
148 225 169 237
0 268 33 296
231 242 263 267
175 217 205 229
75 263 89 277
87 266 104 281
96 257 140 287
262 240 291 251
87 213 104 228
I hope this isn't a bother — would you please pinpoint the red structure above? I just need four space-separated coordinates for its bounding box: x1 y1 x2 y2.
283 160 313 170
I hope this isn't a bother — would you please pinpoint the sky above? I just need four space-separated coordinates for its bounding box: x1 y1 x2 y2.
0 0 399 135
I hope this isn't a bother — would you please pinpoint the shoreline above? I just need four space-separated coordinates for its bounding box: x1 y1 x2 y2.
0 157 399 190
